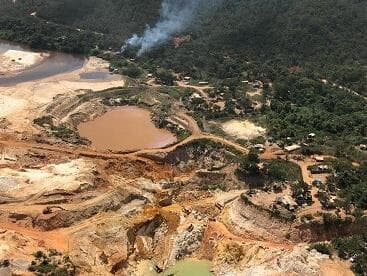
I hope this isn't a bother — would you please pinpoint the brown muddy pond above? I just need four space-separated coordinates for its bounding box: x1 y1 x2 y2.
78 106 177 151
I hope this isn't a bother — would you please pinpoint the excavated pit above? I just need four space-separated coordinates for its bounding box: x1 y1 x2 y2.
77 106 177 152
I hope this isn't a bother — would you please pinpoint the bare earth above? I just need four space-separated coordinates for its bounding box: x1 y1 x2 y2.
0 46 355 275
0 57 125 134
0 49 49 74
222 119 266 140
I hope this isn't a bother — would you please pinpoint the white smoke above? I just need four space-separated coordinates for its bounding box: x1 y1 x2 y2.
121 0 221 56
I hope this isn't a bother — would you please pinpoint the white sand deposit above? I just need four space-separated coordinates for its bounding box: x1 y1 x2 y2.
0 95 27 117
0 159 96 199
0 49 49 73
221 119 266 140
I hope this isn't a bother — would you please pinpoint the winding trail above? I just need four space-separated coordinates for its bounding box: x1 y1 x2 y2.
321 79 367 101
0 131 248 162
176 81 213 100
0 222 68 251
175 111 201 135
134 133 248 156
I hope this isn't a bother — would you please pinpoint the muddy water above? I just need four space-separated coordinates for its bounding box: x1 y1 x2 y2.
78 106 177 151
142 259 213 276
79 71 113 80
0 40 85 86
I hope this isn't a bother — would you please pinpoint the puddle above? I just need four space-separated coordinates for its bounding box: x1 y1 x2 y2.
79 71 113 80
142 259 213 276
78 106 177 151
162 259 213 276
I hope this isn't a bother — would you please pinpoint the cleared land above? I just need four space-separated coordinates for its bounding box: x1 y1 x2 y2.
0 46 354 276
221 119 266 140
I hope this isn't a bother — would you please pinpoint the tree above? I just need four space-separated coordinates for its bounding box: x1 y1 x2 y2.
236 149 260 177
121 64 142 78
156 69 176 86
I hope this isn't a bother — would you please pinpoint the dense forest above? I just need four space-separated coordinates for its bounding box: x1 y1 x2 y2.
267 74 367 144
1 1 366 62
1 0 366 94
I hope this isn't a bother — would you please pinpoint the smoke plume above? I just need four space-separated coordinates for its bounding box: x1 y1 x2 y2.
121 0 220 56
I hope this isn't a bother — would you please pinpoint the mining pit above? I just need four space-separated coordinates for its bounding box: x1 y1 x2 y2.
0 41 354 275
77 106 177 151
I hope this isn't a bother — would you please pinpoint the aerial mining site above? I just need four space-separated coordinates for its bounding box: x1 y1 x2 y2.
0 0 366 275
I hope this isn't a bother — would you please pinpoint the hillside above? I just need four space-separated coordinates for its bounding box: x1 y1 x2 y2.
1 0 366 93
1 0 366 62
149 0 366 92
1 1 367 275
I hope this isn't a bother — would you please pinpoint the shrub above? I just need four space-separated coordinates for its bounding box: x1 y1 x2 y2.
155 68 176 86
29 250 75 275
34 116 54 127
309 243 332 256
236 149 260 177
266 160 302 182
121 64 142 78
332 234 367 275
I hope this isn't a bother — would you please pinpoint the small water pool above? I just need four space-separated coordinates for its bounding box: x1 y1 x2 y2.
77 106 177 152
142 259 213 276
79 71 114 80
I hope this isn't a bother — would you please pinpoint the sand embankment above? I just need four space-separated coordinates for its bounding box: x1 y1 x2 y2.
0 50 49 74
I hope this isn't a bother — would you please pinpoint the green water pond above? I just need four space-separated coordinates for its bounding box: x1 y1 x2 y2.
143 259 213 276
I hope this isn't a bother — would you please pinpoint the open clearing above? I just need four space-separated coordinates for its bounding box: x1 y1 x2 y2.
0 49 48 74
221 119 266 140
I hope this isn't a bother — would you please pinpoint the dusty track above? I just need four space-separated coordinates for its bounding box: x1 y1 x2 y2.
176 81 213 100
0 222 68 251
175 112 201 135
0 132 248 162
205 221 294 250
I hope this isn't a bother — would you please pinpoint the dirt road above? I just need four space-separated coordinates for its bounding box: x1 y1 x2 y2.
0 222 68 251
176 81 213 100
0 130 248 163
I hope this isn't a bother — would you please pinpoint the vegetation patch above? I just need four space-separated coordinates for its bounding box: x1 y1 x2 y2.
332 233 367 275
28 250 75 276
266 160 302 182
310 233 367 275
308 242 332 256
266 75 367 159
326 160 367 211
33 116 89 145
